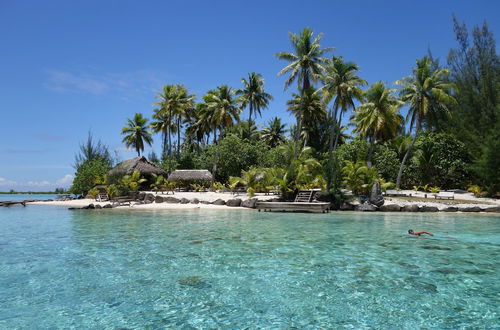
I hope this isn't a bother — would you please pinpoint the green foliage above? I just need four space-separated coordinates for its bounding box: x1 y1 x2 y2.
87 187 99 199
473 126 500 195
335 138 368 165
342 161 380 195
74 132 113 170
121 113 153 156
372 144 400 182
467 185 482 197
106 184 119 199
120 170 147 193
211 182 225 191
429 186 440 194
150 174 166 191
70 158 111 195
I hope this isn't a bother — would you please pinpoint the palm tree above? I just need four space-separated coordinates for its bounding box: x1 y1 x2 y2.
276 27 332 154
153 84 195 160
150 108 173 157
237 73 273 137
351 82 403 167
204 85 241 186
286 87 326 148
261 117 287 148
395 56 456 188
320 56 366 190
121 113 153 156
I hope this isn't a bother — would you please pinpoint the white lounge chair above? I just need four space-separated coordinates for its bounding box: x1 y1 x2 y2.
435 191 454 200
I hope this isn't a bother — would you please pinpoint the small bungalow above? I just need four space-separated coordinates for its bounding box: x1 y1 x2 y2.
109 156 166 179
167 169 213 186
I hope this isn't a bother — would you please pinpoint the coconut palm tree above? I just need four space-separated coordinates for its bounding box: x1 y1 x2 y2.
395 56 456 188
351 82 403 167
276 27 332 154
320 56 366 190
286 87 326 148
261 117 287 148
153 84 195 160
237 73 273 136
204 85 241 186
121 113 153 156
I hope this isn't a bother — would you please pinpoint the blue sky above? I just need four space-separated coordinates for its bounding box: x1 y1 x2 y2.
0 0 498 191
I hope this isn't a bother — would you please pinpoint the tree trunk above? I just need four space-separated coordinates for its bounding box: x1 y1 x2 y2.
248 103 253 139
177 117 181 158
396 133 418 189
367 138 374 169
326 105 339 190
294 111 302 158
211 128 221 188
333 109 344 152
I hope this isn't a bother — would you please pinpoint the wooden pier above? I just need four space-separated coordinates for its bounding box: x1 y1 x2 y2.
256 201 331 213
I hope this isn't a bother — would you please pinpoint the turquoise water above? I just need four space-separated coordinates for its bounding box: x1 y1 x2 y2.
0 206 499 328
0 193 61 201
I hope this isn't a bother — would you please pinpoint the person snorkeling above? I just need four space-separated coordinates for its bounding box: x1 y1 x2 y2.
408 229 434 237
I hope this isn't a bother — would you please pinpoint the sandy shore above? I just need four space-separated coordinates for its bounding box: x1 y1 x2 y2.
28 189 499 211
29 191 276 210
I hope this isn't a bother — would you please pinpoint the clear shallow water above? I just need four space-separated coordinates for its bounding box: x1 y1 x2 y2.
0 193 60 201
0 206 498 328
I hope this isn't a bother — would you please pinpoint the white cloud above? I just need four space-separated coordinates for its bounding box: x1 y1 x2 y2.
55 174 74 187
44 69 163 97
26 180 51 186
0 177 18 186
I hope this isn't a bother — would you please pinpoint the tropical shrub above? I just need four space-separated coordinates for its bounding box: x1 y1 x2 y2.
70 158 111 195
86 187 99 199
106 184 119 199
120 170 147 192
342 161 380 195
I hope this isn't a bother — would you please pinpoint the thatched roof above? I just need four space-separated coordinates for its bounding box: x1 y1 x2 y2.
109 156 166 177
168 169 213 182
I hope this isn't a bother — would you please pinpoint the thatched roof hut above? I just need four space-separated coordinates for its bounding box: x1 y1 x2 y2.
109 156 166 177
168 169 213 182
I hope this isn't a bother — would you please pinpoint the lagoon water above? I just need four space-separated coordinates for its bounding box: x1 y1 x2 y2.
0 205 498 328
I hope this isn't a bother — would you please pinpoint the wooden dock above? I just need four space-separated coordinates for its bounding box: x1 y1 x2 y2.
256 201 331 213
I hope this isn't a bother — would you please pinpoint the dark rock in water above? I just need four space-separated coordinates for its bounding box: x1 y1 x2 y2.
200 200 211 204
226 198 242 207
379 204 401 212
241 198 258 208
355 203 377 212
402 204 419 212
369 181 384 207
443 206 458 212
484 206 500 213
459 206 481 212
190 198 200 204
68 207 77 210
103 204 112 209
88 204 95 209
212 199 226 205
155 195 164 203
144 199 152 204
95 204 102 209
178 276 207 288
420 206 438 212
164 196 180 204
180 198 190 204
421 245 451 251
138 192 146 201
339 202 355 211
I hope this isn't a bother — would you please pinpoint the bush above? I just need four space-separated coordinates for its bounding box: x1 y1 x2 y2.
69 158 111 195
473 126 500 195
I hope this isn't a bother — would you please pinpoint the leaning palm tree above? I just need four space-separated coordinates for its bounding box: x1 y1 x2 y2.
351 82 403 168
121 113 153 156
286 87 326 148
204 85 241 186
261 117 287 148
237 73 273 137
395 56 456 188
276 27 332 154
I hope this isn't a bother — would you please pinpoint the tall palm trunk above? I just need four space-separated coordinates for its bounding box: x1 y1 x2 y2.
211 128 222 188
248 103 253 139
396 132 418 189
367 138 374 169
326 105 340 190
333 107 344 152
177 117 181 158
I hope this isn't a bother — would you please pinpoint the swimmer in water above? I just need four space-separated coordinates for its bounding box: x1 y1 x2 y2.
408 229 434 237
